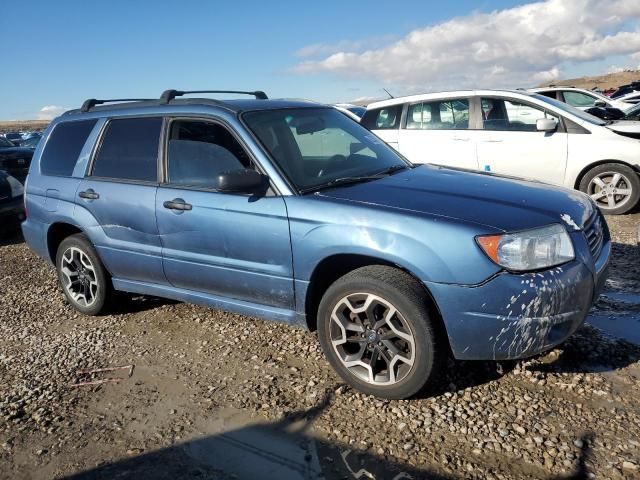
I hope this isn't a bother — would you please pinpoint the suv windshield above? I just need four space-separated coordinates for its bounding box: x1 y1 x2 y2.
244 107 409 192
0 137 14 147
532 94 606 126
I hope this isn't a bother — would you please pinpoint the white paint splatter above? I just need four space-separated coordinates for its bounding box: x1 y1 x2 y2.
560 213 579 231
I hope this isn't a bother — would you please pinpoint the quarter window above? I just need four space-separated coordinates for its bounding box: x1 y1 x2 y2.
406 99 469 129
40 119 97 176
481 98 559 132
360 105 402 130
166 120 250 188
91 117 162 182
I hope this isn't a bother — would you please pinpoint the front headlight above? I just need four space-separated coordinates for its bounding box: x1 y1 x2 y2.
6 175 24 198
476 224 575 271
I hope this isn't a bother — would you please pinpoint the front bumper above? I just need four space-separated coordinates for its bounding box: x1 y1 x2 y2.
426 237 610 361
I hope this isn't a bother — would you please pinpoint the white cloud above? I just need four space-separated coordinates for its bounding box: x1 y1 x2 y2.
606 65 625 74
35 105 67 120
292 0 640 92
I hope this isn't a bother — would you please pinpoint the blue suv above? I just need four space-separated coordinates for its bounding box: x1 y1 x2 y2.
22 90 610 399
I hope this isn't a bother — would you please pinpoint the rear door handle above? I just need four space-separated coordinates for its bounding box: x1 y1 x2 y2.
453 136 470 141
163 198 192 211
482 139 503 143
78 189 99 200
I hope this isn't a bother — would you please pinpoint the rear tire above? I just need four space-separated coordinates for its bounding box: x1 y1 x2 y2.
579 163 640 215
56 233 112 315
317 265 441 399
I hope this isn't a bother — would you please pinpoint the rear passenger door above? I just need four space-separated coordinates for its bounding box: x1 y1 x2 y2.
155 117 294 310
76 116 166 284
397 98 479 169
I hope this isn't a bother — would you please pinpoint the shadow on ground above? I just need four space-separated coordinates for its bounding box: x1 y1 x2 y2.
62 393 597 480
0 227 24 247
108 294 179 315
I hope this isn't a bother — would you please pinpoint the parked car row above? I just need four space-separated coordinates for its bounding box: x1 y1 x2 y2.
363 89 640 214
530 86 636 111
1 131 43 148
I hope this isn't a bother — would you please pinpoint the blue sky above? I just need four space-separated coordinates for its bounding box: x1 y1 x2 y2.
1 0 639 120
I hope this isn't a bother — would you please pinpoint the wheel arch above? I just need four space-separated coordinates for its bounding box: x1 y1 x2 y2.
46 222 84 264
303 253 450 352
573 159 640 190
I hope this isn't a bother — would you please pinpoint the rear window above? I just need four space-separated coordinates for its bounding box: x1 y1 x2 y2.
361 105 403 130
91 117 162 182
40 119 97 176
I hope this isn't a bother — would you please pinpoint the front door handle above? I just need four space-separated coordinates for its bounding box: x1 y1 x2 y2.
483 139 503 143
453 136 470 141
163 198 192 211
78 189 99 200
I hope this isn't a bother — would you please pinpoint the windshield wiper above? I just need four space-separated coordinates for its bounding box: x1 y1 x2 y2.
301 164 408 193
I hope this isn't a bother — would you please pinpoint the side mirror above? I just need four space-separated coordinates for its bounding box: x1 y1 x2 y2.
536 118 557 132
216 169 267 193
594 100 606 107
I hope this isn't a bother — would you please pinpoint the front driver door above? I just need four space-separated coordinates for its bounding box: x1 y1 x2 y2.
476 97 568 186
155 117 294 310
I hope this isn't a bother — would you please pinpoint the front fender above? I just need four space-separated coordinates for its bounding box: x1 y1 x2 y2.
286 197 500 285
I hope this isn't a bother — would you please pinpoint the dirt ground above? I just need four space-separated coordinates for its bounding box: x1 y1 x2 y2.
0 213 639 480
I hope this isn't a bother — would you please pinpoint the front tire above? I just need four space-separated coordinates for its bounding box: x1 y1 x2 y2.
317 266 441 399
579 163 640 215
56 233 112 315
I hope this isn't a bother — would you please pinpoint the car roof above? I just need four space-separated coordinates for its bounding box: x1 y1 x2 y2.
61 97 327 119
529 86 596 93
367 89 536 109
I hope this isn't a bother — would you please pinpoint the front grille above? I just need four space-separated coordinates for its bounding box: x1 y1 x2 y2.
583 210 604 260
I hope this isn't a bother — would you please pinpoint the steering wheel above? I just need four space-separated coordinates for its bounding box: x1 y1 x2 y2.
317 154 348 178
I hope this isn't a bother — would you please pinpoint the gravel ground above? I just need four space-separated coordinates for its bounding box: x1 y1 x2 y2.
0 214 639 480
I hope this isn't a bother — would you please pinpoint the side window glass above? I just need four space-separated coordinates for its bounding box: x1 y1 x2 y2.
40 119 97 176
563 91 597 108
482 98 558 131
92 117 162 181
539 91 557 100
406 100 469 130
361 106 402 130
166 120 250 188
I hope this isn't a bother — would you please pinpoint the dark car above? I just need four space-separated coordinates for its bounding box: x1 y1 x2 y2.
0 170 25 229
610 81 640 99
584 106 625 120
2 132 24 145
0 136 33 183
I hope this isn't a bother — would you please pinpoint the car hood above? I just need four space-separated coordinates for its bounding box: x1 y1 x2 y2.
317 165 594 232
605 120 640 134
0 147 34 158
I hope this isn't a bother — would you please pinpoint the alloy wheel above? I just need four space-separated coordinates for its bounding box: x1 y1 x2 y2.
329 293 416 385
588 171 633 210
60 247 99 307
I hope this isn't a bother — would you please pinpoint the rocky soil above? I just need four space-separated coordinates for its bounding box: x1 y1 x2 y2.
0 214 639 480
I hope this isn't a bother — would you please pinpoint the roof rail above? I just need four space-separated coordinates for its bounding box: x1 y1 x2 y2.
159 89 268 104
80 98 154 112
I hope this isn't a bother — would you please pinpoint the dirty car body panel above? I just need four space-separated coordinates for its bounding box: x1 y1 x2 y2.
22 97 610 363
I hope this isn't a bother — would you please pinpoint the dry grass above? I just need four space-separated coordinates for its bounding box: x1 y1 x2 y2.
0 120 49 134
539 69 640 90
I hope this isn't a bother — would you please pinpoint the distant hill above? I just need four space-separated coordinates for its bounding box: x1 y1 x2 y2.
538 69 640 91
0 120 49 134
